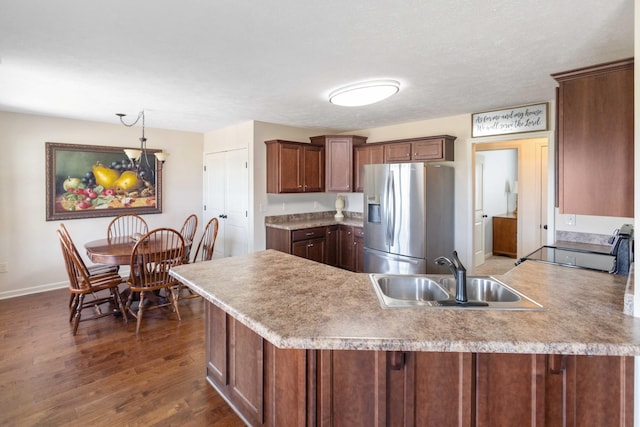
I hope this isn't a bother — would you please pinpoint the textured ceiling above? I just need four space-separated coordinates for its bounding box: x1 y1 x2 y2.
0 0 634 133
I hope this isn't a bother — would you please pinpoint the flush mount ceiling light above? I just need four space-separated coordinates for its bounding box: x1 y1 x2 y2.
329 79 400 107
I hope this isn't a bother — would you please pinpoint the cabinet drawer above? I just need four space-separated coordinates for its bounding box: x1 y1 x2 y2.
291 227 326 242
353 227 364 238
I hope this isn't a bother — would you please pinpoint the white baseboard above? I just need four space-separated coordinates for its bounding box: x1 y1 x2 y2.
0 281 68 300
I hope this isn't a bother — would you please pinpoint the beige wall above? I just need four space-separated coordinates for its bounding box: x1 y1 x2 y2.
0 111 203 299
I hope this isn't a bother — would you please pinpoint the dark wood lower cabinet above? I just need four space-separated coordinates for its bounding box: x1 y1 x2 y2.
266 224 363 272
206 303 633 426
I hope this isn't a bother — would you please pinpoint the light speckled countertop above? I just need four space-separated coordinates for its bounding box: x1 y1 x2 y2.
170 250 640 356
265 217 363 230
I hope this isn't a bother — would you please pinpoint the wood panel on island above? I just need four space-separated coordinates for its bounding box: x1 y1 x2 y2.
206 302 633 426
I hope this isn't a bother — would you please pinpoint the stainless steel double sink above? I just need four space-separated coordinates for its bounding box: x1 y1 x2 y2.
370 274 543 310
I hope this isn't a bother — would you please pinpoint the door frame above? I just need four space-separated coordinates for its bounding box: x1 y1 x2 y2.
471 137 551 266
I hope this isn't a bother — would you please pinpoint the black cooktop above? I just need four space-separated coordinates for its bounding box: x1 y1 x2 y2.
518 246 615 273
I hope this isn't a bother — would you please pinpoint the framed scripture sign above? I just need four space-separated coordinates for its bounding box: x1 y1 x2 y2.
472 102 549 138
46 142 163 221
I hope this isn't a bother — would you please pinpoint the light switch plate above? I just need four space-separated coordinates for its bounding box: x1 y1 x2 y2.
0 262 7 273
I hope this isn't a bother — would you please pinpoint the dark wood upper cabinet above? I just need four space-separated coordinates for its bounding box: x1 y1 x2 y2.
353 144 384 192
383 135 456 163
552 58 633 217
309 135 367 192
265 139 324 193
384 141 412 162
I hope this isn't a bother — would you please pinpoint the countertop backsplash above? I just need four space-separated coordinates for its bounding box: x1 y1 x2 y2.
265 210 362 224
555 230 613 246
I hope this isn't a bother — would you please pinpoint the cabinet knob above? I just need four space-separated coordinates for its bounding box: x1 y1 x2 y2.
307 243 314 248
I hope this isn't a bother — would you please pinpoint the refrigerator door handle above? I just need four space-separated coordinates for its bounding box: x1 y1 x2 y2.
389 170 396 245
385 170 392 245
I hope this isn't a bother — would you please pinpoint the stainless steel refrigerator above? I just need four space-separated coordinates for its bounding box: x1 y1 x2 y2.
363 162 454 274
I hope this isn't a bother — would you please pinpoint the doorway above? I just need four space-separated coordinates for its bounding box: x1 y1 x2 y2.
472 138 549 269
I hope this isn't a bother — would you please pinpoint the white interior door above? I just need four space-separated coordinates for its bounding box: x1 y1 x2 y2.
223 149 249 257
203 149 249 259
204 152 226 259
474 156 486 267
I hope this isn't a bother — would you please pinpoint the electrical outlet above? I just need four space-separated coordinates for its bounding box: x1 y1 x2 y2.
0 262 7 273
566 214 576 226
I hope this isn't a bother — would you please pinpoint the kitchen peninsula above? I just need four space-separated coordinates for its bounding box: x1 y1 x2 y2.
170 250 637 426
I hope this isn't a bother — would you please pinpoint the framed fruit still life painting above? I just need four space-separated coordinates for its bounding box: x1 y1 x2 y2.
46 142 163 221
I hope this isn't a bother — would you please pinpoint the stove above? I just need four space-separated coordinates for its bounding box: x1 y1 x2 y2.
517 246 616 273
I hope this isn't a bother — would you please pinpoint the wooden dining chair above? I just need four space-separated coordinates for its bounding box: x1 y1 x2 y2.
125 228 184 334
57 229 127 335
179 214 198 263
59 223 120 308
178 217 219 301
192 217 219 263
107 213 148 240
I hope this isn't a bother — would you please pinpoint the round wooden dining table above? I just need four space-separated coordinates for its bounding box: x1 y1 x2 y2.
85 236 192 266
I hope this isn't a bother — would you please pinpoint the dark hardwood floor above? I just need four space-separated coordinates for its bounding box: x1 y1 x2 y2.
0 287 244 426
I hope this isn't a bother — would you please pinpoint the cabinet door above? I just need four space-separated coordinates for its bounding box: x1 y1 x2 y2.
554 59 633 217
292 238 325 263
277 142 303 193
337 225 355 271
353 227 364 273
292 240 310 259
325 226 338 266
475 353 546 426
546 355 633 427
305 238 325 263
384 142 412 162
303 145 324 192
354 145 384 192
412 138 443 160
325 137 355 192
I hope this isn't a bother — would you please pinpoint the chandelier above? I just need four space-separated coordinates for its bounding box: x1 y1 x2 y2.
116 110 169 166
